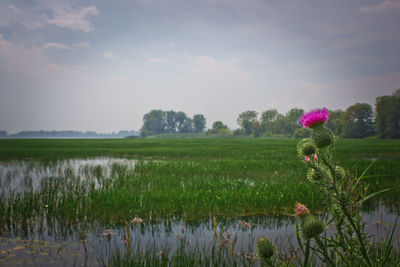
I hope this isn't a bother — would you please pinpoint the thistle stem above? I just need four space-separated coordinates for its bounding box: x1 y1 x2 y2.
315 236 335 267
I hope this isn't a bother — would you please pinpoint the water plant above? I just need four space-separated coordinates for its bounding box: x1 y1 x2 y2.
258 108 399 266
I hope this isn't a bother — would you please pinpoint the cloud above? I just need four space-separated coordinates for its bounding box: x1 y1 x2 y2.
45 6 98 32
42 42 71 50
190 56 245 77
148 57 168 63
75 42 90 48
103 51 113 59
7 4 20 13
0 3 22 27
0 33 80 86
359 1 400 13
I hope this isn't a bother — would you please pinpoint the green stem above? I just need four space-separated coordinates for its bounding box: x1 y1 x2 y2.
315 236 336 267
343 208 373 267
303 239 311 267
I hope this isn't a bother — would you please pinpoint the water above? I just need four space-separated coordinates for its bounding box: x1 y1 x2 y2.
0 159 398 266
0 158 135 196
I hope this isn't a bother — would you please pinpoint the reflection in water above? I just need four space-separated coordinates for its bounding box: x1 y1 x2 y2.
0 158 135 195
0 208 398 266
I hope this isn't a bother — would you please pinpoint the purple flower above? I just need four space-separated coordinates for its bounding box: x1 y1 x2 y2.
300 108 330 128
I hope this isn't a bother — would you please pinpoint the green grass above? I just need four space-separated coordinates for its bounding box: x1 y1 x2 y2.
0 138 399 225
0 138 399 265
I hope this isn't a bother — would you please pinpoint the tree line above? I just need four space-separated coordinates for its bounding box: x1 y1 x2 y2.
141 89 400 138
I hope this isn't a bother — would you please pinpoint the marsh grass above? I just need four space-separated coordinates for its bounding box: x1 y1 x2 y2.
0 138 399 265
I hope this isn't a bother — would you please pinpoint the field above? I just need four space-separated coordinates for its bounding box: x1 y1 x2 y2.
0 138 399 266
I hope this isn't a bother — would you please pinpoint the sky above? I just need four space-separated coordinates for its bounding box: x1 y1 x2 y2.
1 0 400 133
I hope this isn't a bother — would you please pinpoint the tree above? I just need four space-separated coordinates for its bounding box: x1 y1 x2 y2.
141 110 165 137
284 108 304 136
293 128 311 138
375 91 400 138
0 130 6 137
341 103 375 138
193 114 206 133
253 121 261 138
261 109 279 136
237 111 258 135
181 118 194 133
326 110 344 137
209 121 229 134
164 110 177 133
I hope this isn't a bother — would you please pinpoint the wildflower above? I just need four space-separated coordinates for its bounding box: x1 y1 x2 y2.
313 153 318 161
300 108 330 129
304 156 310 162
130 217 143 224
102 229 116 240
295 202 310 217
239 221 253 229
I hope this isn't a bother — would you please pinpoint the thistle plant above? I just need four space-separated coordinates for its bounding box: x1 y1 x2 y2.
257 108 397 266
294 108 395 267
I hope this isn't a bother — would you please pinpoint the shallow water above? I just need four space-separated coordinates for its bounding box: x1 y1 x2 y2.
0 158 135 195
0 159 399 266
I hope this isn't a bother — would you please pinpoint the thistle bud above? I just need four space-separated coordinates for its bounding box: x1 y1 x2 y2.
257 236 276 260
306 166 330 182
301 215 325 240
311 126 334 149
297 138 317 158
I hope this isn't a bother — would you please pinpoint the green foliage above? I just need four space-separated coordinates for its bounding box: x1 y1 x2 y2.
0 138 399 265
237 111 258 135
375 92 400 138
193 114 206 133
141 109 165 137
293 128 311 138
342 103 375 138
208 121 230 134
141 110 206 136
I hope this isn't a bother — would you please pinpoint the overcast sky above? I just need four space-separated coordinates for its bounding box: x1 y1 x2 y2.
1 0 400 133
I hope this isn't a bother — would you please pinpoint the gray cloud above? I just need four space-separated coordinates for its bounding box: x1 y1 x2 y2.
1 0 400 132
44 6 98 32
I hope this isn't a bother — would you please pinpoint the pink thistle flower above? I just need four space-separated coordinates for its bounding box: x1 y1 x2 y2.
304 156 310 162
295 202 310 217
300 108 330 128
313 153 318 161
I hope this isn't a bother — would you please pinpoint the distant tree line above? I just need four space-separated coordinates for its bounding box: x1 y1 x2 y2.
0 130 139 138
141 89 400 139
140 110 206 137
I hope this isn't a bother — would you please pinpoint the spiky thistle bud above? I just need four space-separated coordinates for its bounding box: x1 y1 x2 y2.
306 165 330 183
300 215 325 240
257 236 276 260
311 125 334 149
297 138 317 159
